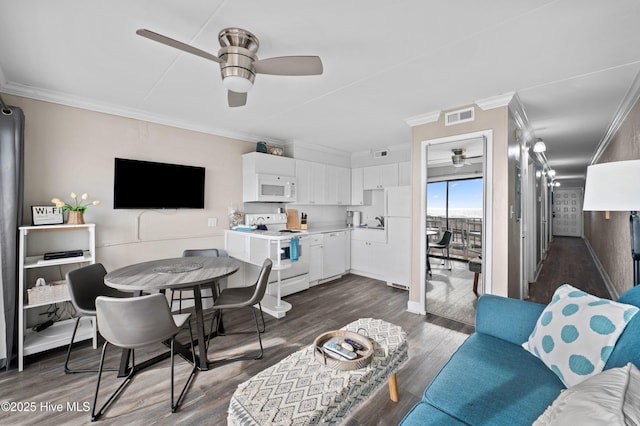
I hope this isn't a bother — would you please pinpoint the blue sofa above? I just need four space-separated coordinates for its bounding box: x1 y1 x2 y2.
400 286 640 425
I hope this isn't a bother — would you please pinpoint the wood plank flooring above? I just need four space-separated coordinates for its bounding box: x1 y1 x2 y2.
426 259 478 326
528 236 610 303
1 274 473 426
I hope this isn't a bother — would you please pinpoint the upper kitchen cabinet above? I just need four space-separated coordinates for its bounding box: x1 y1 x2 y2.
243 152 295 176
295 160 326 204
363 164 399 190
325 165 351 205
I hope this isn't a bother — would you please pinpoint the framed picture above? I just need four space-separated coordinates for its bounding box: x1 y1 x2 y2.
31 206 64 225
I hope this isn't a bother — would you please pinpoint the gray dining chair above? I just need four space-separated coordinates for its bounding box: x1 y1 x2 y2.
170 248 228 313
430 230 453 270
208 258 272 361
91 293 196 421
64 263 129 374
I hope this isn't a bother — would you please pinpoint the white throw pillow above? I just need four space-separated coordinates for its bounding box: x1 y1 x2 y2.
533 362 640 425
523 284 639 387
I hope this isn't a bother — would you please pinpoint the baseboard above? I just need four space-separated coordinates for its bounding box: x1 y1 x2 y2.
583 237 619 299
407 300 426 315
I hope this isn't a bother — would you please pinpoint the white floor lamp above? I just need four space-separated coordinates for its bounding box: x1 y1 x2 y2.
583 159 640 286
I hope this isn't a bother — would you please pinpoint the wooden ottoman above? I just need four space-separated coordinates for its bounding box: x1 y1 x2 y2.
469 257 482 295
228 318 408 425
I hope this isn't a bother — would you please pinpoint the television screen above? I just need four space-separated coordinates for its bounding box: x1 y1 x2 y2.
113 158 205 209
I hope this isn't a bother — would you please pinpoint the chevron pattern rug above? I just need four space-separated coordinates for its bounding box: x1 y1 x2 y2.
228 318 408 425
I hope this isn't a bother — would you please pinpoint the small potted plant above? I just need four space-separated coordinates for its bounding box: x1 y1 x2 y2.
51 192 101 224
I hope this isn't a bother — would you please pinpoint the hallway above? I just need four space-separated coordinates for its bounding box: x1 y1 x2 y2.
528 236 610 304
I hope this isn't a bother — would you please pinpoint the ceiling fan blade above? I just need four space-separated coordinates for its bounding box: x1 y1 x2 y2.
254 56 323 76
228 90 247 107
136 29 224 64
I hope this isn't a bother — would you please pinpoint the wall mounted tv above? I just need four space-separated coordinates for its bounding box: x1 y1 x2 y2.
113 158 205 209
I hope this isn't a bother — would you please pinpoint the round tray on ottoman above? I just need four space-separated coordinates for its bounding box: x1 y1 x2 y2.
313 329 374 370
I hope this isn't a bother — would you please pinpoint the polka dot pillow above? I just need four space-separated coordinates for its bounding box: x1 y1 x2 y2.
523 284 639 388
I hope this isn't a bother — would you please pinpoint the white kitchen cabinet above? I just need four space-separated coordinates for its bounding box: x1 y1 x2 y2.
243 152 295 176
309 234 324 284
325 165 351 205
351 168 364 205
399 161 411 186
363 164 399 190
18 224 97 372
350 229 387 279
322 231 347 279
296 159 326 204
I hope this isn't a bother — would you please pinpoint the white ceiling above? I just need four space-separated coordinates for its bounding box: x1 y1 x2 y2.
2 0 640 185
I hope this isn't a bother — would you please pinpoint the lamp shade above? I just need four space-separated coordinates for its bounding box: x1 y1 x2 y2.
583 160 640 211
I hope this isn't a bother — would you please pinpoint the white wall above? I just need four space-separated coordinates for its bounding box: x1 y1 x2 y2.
7 94 254 272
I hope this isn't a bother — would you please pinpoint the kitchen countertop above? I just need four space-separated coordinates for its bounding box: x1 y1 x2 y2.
306 223 385 233
225 223 386 239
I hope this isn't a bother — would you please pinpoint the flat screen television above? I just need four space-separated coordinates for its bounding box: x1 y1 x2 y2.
113 158 205 209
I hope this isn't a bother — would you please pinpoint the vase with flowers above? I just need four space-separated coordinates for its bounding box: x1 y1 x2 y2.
51 192 101 224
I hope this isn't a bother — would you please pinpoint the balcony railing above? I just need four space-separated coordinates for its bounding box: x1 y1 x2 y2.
427 215 483 261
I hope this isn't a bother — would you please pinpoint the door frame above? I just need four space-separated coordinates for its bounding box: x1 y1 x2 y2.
414 130 494 315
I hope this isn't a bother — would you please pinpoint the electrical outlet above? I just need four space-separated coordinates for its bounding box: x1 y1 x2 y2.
207 217 218 227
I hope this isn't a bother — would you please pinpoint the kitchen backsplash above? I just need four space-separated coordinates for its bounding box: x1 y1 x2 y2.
241 192 385 228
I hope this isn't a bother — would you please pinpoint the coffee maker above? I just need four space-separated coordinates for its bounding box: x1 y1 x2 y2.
346 210 361 227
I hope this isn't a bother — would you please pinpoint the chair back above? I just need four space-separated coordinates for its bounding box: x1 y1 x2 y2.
66 263 124 316
437 230 453 246
246 258 273 306
96 293 181 349
182 248 228 258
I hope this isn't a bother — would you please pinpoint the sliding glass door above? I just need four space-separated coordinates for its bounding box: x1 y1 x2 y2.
427 177 483 259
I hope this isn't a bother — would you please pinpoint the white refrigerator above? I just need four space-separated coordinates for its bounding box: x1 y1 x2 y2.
385 186 411 288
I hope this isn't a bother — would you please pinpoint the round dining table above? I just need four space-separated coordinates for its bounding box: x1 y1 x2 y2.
104 256 240 372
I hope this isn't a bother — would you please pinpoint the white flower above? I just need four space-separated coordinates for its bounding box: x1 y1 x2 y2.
81 193 89 200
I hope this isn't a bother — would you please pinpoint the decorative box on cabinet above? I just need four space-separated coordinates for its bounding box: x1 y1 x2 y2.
17 224 97 371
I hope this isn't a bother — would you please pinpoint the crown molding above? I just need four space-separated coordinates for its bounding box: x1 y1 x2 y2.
404 110 441 127
0 80 277 145
475 92 515 110
590 67 640 165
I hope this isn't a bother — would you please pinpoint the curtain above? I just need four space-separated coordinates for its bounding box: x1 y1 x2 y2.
0 103 25 370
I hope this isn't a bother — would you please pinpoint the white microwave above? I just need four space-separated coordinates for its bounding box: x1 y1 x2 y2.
243 173 297 203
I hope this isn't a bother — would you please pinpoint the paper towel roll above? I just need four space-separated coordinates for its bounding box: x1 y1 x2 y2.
353 211 361 227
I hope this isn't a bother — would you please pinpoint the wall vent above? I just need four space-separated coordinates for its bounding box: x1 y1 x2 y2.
373 149 389 159
445 107 475 126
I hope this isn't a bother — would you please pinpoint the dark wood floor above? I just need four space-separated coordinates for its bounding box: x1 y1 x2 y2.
1 237 608 425
528 236 610 304
1 274 473 426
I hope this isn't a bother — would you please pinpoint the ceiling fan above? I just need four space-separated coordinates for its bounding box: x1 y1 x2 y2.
451 148 482 168
136 28 323 107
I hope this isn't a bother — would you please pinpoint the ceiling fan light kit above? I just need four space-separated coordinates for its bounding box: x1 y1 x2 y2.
136 27 323 107
451 148 467 167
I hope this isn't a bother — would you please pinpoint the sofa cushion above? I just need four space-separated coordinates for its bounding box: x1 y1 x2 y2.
606 285 640 370
399 401 467 426
424 333 564 426
523 284 639 387
533 362 640 425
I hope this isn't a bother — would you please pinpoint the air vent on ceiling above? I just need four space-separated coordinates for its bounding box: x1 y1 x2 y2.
373 149 389 159
445 107 475 126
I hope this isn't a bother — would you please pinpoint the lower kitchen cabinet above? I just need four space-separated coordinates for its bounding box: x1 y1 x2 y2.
350 238 386 279
309 234 323 284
